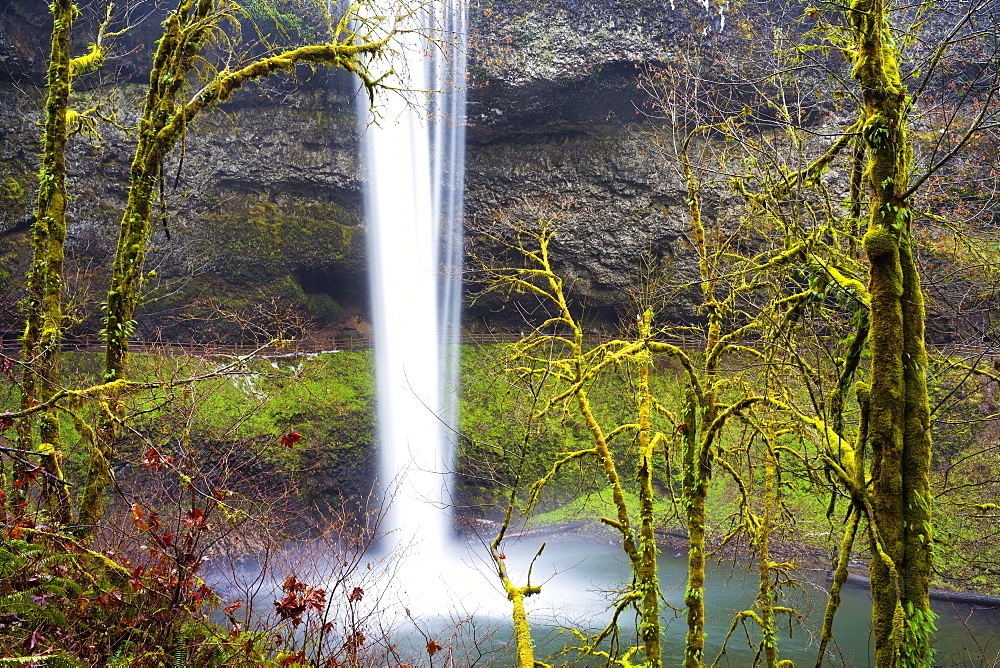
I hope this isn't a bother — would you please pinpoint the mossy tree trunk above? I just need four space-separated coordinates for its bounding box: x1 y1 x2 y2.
815 507 860 667
681 387 707 668
758 428 778 667
21 0 109 523
24 0 75 523
492 541 543 668
851 0 934 662
490 377 547 668
636 309 662 668
679 132 721 668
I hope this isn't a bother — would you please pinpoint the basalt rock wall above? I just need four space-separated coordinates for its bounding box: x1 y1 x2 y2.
0 0 941 338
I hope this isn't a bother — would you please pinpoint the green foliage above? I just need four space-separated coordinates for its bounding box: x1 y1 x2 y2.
0 160 32 291
0 234 30 293
458 345 680 514
142 271 351 342
303 292 342 326
125 349 376 504
531 487 670 527
0 534 153 664
186 350 372 437
0 539 85 631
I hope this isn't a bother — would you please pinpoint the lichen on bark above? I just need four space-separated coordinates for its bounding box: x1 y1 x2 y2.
850 0 935 660
20 0 78 523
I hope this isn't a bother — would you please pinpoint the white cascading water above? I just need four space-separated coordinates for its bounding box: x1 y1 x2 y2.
357 0 467 598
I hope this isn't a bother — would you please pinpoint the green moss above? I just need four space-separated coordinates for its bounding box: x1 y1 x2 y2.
0 163 32 222
115 350 377 506
0 233 30 293
141 274 318 339
140 245 357 337
2 174 27 205
862 226 897 258
457 344 683 515
531 487 670 527
201 195 362 283
303 291 342 326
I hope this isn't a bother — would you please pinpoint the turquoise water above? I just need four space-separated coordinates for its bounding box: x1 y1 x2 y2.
212 535 1000 665
480 538 1000 666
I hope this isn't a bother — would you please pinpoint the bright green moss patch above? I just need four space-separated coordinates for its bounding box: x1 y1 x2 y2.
49 350 380 506
201 195 363 284
0 162 32 223
531 487 673 527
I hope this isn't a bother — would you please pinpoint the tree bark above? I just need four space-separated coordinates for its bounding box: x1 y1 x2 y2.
22 0 77 523
852 0 935 661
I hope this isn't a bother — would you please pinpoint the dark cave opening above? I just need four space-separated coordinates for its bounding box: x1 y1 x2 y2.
293 267 370 331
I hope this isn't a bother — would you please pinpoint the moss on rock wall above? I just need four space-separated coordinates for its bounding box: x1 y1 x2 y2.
0 160 32 226
201 195 362 284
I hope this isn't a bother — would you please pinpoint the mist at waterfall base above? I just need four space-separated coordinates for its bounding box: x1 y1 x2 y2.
206 530 1000 664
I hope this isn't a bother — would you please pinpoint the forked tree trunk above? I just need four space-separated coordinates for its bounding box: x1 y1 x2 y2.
852 0 934 662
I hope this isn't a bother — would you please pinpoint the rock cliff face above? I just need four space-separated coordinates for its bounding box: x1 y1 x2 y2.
456 0 735 326
0 0 767 337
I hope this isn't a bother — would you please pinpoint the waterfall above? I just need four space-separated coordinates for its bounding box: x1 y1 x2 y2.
358 0 467 581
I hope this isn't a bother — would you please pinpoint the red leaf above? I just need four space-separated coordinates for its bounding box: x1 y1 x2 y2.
0 416 13 431
278 650 307 666
181 508 206 528
282 575 306 593
426 639 443 656
303 588 326 613
129 565 146 591
224 599 243 615
152 533 174 548
131 503 147 531
192 583 214 602
0 355 14 377
141 447 173 470
279 431 303 448
18 467 42 485
273 593 305 620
